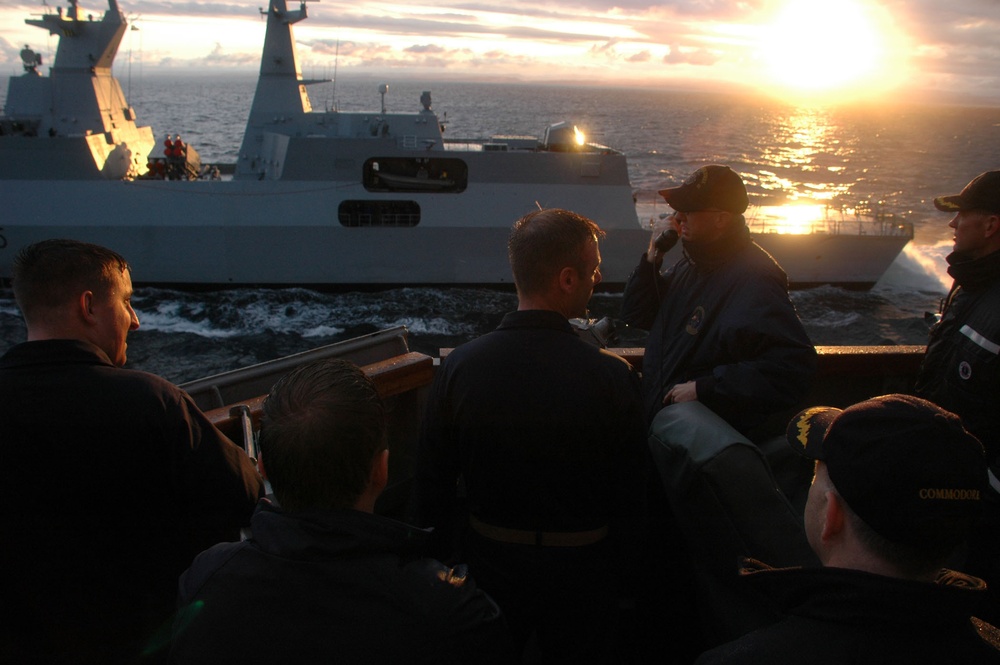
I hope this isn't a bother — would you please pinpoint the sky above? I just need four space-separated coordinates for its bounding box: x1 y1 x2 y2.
1 0 999 104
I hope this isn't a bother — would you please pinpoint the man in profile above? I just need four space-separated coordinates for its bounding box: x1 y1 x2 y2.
696 394 999 663
916 170 1000 622
413 208 649 663
172 358 511 663
0 239 264 664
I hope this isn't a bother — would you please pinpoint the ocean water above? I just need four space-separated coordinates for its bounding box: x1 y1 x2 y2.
2 73 1000 383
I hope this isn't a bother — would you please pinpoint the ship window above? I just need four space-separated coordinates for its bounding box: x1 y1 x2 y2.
363 157 467 193
339 200 421 227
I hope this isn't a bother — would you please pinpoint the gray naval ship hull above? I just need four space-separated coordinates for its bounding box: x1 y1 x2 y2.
0 180 911 289
0 171 646 287
0 0 911 291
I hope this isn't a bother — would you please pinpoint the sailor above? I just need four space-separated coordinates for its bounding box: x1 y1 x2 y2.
695 394 1000 664
915 169 1000 625
0 239 264 664
172 359 511 663
620 164 819 645
621 164 816 436
413 208 650 663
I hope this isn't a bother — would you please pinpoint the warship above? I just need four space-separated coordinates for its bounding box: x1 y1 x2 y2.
0 0 912 290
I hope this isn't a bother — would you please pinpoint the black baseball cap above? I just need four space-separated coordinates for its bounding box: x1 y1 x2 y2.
786 394 986 549
934 170 1000 215
658 164 749 215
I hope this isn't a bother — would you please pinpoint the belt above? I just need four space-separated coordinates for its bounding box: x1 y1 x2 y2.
469 515 608 547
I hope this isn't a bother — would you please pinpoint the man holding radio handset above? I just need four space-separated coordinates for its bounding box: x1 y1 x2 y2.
622 164 815 436
621 165 819 643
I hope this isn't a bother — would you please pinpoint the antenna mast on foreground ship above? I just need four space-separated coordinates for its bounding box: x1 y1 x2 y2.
237 0 332 177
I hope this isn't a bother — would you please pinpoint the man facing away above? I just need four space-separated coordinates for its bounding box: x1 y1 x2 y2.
621 164 816 437
915 169 1000 624
171 358 511 664
695 394 1000 664
413 208 650 663
0 239 264 664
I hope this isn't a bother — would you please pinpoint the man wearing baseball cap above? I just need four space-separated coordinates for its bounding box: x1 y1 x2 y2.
696 394 999 663
621 164 815 435
915 169 1000 624
621 165 818 644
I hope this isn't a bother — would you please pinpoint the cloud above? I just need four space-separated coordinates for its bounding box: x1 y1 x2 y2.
0 0 998 99
304 40 393 60
589 38 619 56
663 43 718 66
405 43 448 54
305 12 611 42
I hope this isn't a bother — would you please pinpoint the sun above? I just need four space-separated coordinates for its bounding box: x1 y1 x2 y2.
758 0 891 100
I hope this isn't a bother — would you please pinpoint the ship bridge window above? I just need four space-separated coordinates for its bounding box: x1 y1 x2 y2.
339 200 420 227
364 157 467 193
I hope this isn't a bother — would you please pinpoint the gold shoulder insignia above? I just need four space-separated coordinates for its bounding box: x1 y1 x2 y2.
971 617 1000 651
436 566 468 588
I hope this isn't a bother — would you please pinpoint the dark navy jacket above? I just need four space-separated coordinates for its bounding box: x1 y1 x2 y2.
0 339 263 664
413 310 648 549
621 225 816 433
917 247 1000 463
915 247 1000 626
694 559 1000 664
172 500 512 664
411 310 650 662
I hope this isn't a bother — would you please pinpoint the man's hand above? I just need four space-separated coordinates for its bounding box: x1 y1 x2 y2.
646 213 678 266
663 381 698 405
646 229 663 266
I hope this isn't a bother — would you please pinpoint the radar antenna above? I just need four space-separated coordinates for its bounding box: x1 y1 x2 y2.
20 46 42 74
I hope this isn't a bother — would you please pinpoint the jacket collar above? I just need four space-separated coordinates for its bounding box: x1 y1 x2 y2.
947 247 1000 291
248 498 432 561
497 309 573 334
1 338 114 369
737 557 989 627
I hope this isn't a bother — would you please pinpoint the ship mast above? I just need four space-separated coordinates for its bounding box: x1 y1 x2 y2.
237 0 314 174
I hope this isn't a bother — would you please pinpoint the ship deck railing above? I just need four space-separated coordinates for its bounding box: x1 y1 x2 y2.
744 203 916 238
747 217 916 238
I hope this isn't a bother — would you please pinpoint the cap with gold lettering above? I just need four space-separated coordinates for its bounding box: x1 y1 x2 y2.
786 394 987 548
934 170 1000 215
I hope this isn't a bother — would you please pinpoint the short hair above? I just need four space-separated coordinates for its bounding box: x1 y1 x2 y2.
259 358 387 513
836 487 954 579
507 209 605 297
11 239 130 323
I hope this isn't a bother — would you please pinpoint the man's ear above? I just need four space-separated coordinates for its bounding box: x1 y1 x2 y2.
984 213 1000 240
557 266 577 294
370 448 389 495
78 291 97 324
716 211 734 232
820 490 846 543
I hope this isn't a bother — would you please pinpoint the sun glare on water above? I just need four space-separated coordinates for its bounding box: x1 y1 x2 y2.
750 204 831 235
758 0 900 102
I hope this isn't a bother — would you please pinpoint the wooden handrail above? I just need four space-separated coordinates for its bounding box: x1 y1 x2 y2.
205 351 435 439
606 345 926 376
206 345 926 442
